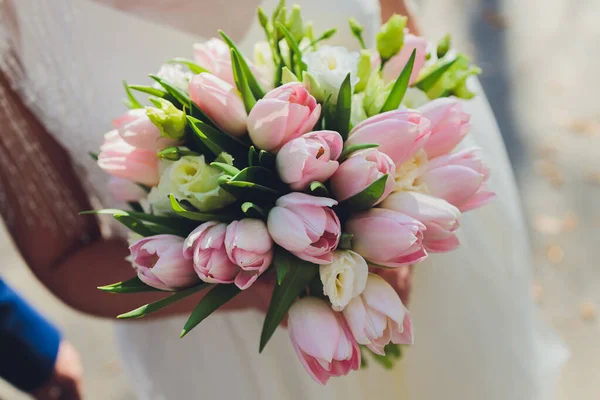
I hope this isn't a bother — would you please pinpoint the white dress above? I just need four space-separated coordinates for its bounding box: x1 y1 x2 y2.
2 0 568 398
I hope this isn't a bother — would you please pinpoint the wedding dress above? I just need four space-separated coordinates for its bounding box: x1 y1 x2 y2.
1 0 569 398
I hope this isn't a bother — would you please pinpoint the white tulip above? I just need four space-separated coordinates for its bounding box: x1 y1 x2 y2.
319 250 368 311
303 46 360 101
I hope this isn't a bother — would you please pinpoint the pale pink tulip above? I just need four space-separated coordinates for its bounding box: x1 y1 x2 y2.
346 209 427 267
98 130 159 186
113 108 179 151
267 193 340 264
343 273 413 354
288 297 360 385
420 147 495 212
382 33 428 85
345 110 430 166
330 148 395 204
130 235 199 291
420 98 471 158
189 73 247 137
381 191 461 252
224 219 274 290
247 83 321 153
183 222 239 285
107 177 147 202
193 38 235 85
276 130 343 191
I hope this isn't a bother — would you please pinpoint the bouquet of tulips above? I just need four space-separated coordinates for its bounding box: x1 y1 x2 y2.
90 1 493 384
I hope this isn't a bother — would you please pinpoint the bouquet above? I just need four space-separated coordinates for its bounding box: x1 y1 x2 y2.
89 1 493 384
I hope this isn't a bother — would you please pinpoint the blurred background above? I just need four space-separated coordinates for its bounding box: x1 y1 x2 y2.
1 0 599 398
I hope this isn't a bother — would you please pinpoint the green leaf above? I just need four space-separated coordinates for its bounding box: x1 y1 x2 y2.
128 84 167 98
334 73 353 140
187 117 249 167
414 58 458 93
186 122 222 158
113 214 154 237
231 166 285 191
248 146 260 166
260 251 319 352
276 22 307 75
381 49 416 112
338 233 353 250
167 58 209 74
81 209 196 231
128 201 144 213
317 93 333 130
338 143 379 162
241 202 267 219
210 162 241 177
180 284 241 337
169 194 237 222
274 247 292 285
436 34 451 59
123 80 143 109
98 276 162 294
342 174 389 212
117 283 210 319
220 180 281 204
219 30 266 99
258 150 276 169
308 181 329 197
88 152 99 161
230 48 257 113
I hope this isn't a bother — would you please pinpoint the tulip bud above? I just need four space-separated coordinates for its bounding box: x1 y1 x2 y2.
98 130 160 186
355 50 380 92
330 148 395 204
107 177 147 203
345 110 431 166
193 38 235 85
224 219 274 290
343 273 413 355
267 193 340 264
437 33 451 59
183 222 239 285
276 130 343 191
146 97 186 140
381 191 462 252
382 33 428 85
420 147 495 212
376 14 407 62
348 18 366 49
286 5 305 42
320 250 368 311
346 209 427 267
288 297 360 384
114 108 180 151
189 73 248 137
248 83 321 152
130 235 199 290
419 97 471 158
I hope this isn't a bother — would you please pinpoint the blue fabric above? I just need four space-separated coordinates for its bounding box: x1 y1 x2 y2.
0 279 61 392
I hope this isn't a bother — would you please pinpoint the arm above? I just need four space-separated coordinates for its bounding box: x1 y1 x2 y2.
380 0 422 34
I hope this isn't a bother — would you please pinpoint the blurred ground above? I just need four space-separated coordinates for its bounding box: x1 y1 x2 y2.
1 0 599 398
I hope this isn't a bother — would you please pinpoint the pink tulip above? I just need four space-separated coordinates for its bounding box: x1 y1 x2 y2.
107 176 147 202
247 83 321 153
346 209 427 267
276 130 343 191
288 297 360 385
98 130 159 186
267 193 340 264
330 148 396 204
224 219 274 290
193 38 235 85
343 273 413 354
183 222 239 285
382 33 428 85
381 191 461 252
420 98 471 158
112 108 179 151
189 73 247 137
420 147 495 212
130 235 199 291
345 110 430 166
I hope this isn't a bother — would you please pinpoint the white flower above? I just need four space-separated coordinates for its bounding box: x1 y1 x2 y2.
401 88 430 109
320 250 368 311
394 149 429 192
303 46 360 100
148 155 234 214
154 64 192 93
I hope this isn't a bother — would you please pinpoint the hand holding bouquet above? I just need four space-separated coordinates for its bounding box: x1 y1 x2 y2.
89 1 493 384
